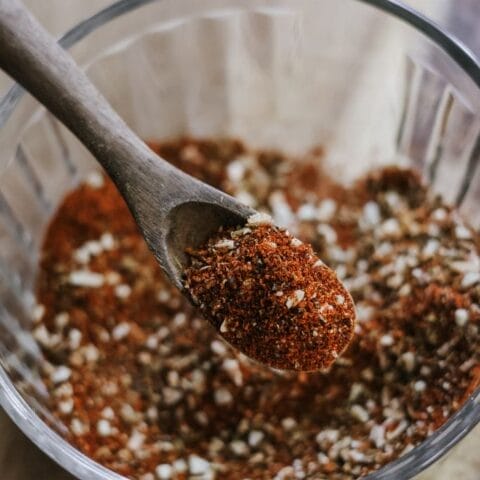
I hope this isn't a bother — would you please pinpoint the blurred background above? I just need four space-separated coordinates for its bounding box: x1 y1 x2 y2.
0 1 479 479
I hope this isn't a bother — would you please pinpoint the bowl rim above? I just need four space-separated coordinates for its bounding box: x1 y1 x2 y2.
0 1 479 479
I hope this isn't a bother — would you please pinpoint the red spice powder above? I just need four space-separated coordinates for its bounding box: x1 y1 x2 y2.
184 221 355 371
32 138 480 480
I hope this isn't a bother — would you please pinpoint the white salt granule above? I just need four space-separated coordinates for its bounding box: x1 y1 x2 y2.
68 270 104 288
248 430 265 448
247 212 273 226
112 322 131 340
286 289 305 309
97 419 112 436
214 388 233 406
50 366 72 384
86 171 104 189
455 308 469 327
214 239 235 250
155 464 173 479
115 284 132 299
188 455 211 475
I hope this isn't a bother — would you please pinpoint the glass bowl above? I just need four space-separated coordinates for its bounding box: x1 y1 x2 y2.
0 1 479 479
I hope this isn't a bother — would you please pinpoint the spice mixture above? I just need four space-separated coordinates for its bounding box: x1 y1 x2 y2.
34 138 480 480
184 217 355 372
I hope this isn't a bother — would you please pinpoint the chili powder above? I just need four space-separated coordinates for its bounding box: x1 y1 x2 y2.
184 219 355 371
33 138 480 480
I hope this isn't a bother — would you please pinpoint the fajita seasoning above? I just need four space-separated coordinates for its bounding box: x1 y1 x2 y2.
184 219 355 371
34 138 480 479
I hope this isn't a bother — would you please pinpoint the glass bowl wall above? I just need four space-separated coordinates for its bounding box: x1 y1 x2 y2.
0 1 479 479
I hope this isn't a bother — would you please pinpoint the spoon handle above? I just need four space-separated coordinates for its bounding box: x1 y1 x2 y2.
0 0 174 184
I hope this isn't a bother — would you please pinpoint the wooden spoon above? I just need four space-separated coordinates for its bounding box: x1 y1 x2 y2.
0 0 254 290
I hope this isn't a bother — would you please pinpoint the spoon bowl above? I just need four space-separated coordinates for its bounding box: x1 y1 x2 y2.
165 200 251 289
